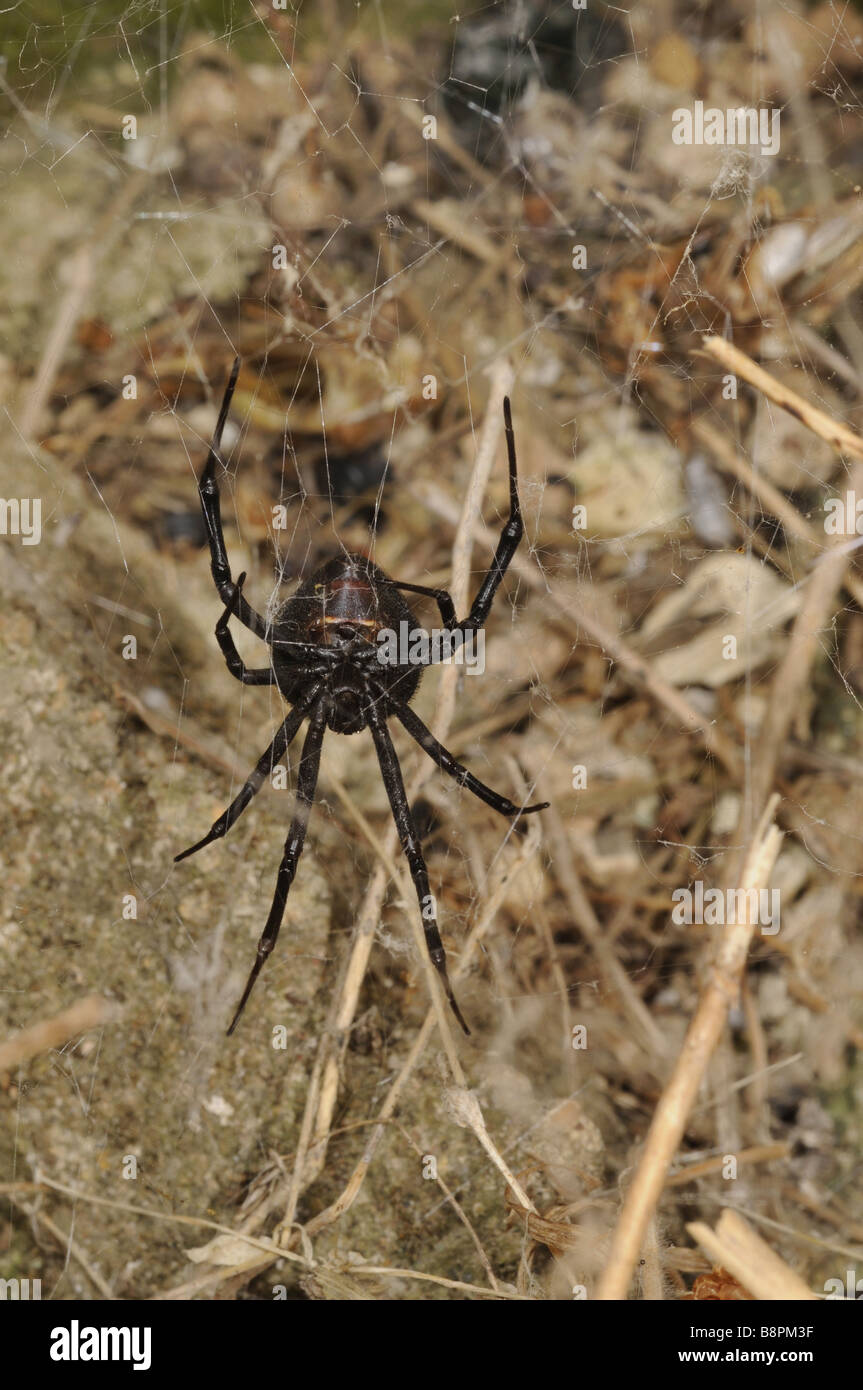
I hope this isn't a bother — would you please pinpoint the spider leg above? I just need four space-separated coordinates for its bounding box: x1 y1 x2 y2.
365 698 470 1036
378 579 456 629
174 690 319 864
199 357 269 640
271 638 343 661
460 397 522 634
272 635 386 666
390 700 548 817
215 572 276 685
382 399 523 655
226 699 328 1035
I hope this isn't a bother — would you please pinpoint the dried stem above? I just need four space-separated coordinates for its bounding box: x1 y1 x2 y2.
596 796 783 1300
0 995 116 1071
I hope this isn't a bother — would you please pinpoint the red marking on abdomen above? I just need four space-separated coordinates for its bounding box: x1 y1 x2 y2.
329 578 372 593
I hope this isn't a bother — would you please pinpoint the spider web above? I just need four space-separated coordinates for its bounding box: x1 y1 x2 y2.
2 0 863 1303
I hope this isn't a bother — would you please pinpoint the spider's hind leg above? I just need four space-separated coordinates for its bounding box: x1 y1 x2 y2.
366 698 470 1036
174 692 317 865
226 699 327 1035
393 701 548 818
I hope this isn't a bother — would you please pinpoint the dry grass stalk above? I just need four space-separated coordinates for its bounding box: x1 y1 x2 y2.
693 417 863 610
596 795 783 1300
704 338 863 872
703 336 863 461
0 994 116 1071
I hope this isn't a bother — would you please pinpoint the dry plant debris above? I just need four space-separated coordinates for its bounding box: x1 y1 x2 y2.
1 0 862 1304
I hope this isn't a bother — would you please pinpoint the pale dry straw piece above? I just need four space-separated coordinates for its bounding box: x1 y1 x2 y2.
596 795 783 1300
0 994 117 1071
703 335 863 461
687 1208 818 1301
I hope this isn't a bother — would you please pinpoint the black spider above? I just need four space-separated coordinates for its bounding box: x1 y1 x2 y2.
175 358 548 1036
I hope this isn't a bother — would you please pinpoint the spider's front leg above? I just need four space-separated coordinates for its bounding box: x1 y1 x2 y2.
460 396 524 633
378 578 456 629
382 397 524 650
215 572 276 686
199 357 270 640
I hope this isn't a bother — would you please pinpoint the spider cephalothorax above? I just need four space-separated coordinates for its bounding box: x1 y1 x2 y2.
175 357 548 1035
